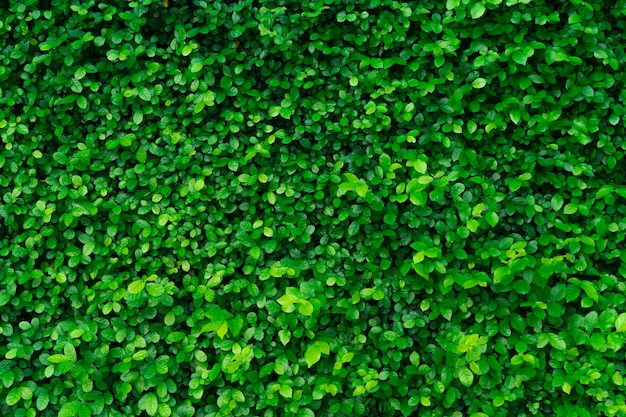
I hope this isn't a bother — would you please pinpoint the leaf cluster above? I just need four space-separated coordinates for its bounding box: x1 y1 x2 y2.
1 0 626 416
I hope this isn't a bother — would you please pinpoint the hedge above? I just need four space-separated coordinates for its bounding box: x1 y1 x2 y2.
1 0 626 416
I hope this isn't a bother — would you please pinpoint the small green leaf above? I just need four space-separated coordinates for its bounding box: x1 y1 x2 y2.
47 354 70 364
77 96 88 110
616 313 626 332
414 159 427 174
59 402 79 417
228 316 244 337
279 385 293 398
355 183 368 198
299 301 314 316
279 329 291 345
458 366 474 386
446 0 461 9
120 133 135 147
551 194 564 211
83 241 95 256
581 281 599 302
127 280 145 294
509 109 521 124
485 212 499 227
250 246 262 259
304 343 322 368
472 77 487 88
138 87 152 101
36 391 50 410
182 44 194 56
133 350 148 361
139 393 158 417
379 153 391 171
406 178 421 194
220 76 233 90
470 2 486 19
563 203 577 214
216 321 229 339
64 343 77 362
409 191 427 206
6 387 21 406
74 67 87 80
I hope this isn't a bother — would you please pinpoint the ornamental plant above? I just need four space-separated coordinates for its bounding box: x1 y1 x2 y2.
1 0 626 416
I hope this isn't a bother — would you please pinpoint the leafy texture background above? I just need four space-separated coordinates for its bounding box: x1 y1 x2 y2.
1 0 626 416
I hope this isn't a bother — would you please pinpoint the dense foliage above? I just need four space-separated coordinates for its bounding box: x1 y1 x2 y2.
2 0 626 416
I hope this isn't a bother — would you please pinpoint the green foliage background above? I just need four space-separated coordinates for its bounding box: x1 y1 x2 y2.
2 0 626 416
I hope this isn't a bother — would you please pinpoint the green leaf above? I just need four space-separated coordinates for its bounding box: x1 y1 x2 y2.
194 102 205 114
509 109 521 124
47 354 70 364
36 391 50 410
127 280 145 294
458 366 474 386
551 194 564 211
120 133 135 147
470 3 486 19
409 191 427 206
406 178 421 194
74 67 87 80
83 241 95 257
0 292 10 306
548 333 566 351
220 76 233 90
77 96 88 110
59 402 79 417
182 44 194 56
146 283 165 297
616 313 626 332
299 301 314 316
216 321 229 339
485 212 499 227
512 51 528 66
228 316 244 337
279 329 291 345
595 185 614 199
563 203 577 214
139 393 158 417
471 77 487 88
493 266 510 284
347 221 360 236
379 153 391 171
64 343 77 362
138 87 152 101
279 384 293 398
250 246 262 259
414 159 427 174
19 388 32 402
136 147 147 163
355 183 368 198
304 343 322 368
6 387 21 406
581 281 599 302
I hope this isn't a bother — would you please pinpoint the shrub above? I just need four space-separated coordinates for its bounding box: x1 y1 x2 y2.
1 0 626 416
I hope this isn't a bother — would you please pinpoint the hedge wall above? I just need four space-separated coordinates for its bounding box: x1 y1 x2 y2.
2 0 626 416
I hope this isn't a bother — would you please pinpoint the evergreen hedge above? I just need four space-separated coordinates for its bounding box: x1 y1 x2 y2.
1 0 626 416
